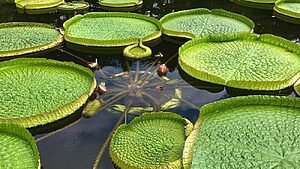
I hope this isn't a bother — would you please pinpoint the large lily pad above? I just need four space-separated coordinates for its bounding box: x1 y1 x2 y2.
16 0 64 14
0 58 96 128
233 0 276 9
0 22 63 58
160 8 254 39
0 123 40 169
58 1 90 13
186 95 300 169
99 0 142 9
63 12 161 58
274 0 300 24
179 33 300 91
110 112 193 169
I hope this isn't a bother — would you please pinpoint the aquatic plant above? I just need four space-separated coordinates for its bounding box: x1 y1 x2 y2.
0 123 40 169
232 0 276 10
295 79 300 95
179 33 300 91
63 12 162 58
160 8 254 39
99 0 142 11
58 1 90 14
16 0 64 14
274 0 300 24
187 95 300 168
0 58 96 128
110 112 193 169
0 22 63 58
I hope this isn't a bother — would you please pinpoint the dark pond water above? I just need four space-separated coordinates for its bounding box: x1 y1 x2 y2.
0 0 299 168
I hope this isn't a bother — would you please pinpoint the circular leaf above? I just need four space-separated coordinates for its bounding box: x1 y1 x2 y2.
274 0 300 24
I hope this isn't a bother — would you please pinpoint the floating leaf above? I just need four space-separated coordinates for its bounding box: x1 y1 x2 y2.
186 95 300 169
160 8 254 39
123 40 152 59
0 123 40 169
58 1 90 13
0 22 63 58
99 0 142 9
233 0 276 9
16 0 64 14
274 0 300 24
0 58 96 128
179 33 300 91
295 79 300 95
110 112 193 169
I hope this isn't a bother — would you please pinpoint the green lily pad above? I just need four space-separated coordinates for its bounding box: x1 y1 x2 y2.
233 0 276 9
16 0 64 14
179 33 300 91
186 95 300 169
0 123 40 169
58 1 90 13
0 58 96 128
0 22 63 58
160 8 254 39
64 12 161 58
274 0 300 24
99 0 142 8
123 40 152 59
110 112 193 169
295 79 300 95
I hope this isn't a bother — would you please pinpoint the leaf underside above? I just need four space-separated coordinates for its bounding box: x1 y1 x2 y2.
192 95 300 169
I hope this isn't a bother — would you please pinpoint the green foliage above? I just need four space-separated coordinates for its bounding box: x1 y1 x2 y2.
233 0 276 9
190 95 300 168
274 0 300 23
99 0 142 8
123 40 152 59
0 22 63 58
64 12 162 47
179 33 300 91
58 1 90 13
0 123 40 169
110 112 193 169
160 8 254 39
0 58 96 128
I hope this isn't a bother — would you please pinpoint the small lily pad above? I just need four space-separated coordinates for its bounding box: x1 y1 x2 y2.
123 40 152 59
110 112 193 169
274 0 300 24
64 12 161 58
233 0 276 9
16 0 64 14
186 95 300 169
0 22 63 58
0 58 96 128
58 1 90 13
0 123 40 169
160 8 254 39
99 0 142 10
179 33 300 91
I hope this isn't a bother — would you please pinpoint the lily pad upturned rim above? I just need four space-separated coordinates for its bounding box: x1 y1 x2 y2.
110 112 193 169
15 0 64 10
183 95 300 169
232 0 276 10
0 123 40 169
0 22 63 58
295 79 300 95
58 1 90 13
99 0 143 8
159 8 255 39
274 0 300 23
0 58 97 128
63 12 162 47
178 33 300 91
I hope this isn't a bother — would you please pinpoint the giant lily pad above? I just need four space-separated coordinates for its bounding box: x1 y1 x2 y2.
185 95 300 169
0 22 63 58
274 0 300 24
160 8 254 39
0 123 40 169
16 0 64 14
63 12 162 59
0 58 96 128
179 33 300 91
99 0 142 10
233 0 276 9
110 112 193 169
58 1 90 13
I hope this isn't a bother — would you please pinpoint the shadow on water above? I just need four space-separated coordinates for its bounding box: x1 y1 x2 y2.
0 0 300 168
